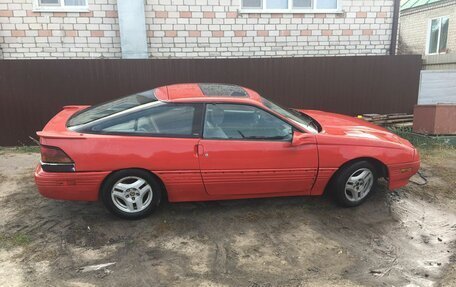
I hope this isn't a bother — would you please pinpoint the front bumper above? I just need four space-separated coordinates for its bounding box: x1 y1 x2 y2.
34 165 110 201
387 160 421 190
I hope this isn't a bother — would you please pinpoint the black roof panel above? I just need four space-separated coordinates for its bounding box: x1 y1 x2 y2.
198 83 248 97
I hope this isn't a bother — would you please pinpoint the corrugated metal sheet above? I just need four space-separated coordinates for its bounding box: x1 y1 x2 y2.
0 56 421 146
418 70 456 104
422 54 456 70
401 0 442 10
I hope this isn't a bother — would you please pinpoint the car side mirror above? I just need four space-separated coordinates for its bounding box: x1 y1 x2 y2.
291 130 313 146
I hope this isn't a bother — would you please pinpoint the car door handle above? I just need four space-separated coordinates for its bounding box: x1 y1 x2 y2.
195 144 206 157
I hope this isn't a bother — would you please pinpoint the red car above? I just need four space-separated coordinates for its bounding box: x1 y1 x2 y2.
35 83 420 219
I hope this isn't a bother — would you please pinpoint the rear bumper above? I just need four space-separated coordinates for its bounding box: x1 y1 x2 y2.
34 165 109 201
388 160 420 190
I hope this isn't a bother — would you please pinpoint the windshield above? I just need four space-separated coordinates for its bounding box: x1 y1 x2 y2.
261 97 319 134
67 89 157 127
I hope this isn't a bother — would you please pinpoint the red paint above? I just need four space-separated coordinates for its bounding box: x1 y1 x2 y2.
198 138 318 196
35 166 109 201
35 84 420 203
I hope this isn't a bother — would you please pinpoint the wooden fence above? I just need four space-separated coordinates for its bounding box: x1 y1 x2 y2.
0 55 421 146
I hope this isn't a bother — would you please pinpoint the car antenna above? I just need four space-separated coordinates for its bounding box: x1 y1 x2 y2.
29 136 40 146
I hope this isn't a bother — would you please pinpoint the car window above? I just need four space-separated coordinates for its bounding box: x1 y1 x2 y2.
203 104 292 141
68 89 157 127
91 103 198 137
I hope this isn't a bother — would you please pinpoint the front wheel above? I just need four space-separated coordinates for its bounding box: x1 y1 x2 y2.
101 169 162 219
333 161 377 207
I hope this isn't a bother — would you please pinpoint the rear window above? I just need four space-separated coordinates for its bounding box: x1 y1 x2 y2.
67 89 157 127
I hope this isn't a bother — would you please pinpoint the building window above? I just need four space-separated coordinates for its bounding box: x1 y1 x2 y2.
33 0 89 12
240 0 340 13
427 16 449 55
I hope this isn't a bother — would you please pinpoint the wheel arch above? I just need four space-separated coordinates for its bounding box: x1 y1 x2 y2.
323 157 388 196
98 168 169 201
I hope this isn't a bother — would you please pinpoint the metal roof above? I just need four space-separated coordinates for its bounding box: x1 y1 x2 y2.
401 0 445 11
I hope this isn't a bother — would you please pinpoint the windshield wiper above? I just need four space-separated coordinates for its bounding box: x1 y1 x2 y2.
237 130 246 138
291 109 313 123
290 109 320 132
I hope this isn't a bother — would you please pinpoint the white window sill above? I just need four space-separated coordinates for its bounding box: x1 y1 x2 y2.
425 52 448 56
239 8 343 14
32 6 90 13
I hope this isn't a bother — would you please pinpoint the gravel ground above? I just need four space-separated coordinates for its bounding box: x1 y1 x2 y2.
0 148 455 287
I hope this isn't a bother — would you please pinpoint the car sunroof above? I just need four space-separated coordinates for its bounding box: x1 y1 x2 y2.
198 83 248 97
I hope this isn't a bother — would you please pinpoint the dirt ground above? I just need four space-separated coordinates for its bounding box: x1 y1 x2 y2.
0 147 455 287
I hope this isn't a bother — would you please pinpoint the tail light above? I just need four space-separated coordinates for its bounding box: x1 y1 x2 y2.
40 145 75 172
41 145 73 163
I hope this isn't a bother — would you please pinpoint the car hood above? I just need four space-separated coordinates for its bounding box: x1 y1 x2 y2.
298 109 413 147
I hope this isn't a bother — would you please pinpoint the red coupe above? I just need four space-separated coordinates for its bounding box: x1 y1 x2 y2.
35 83 420 219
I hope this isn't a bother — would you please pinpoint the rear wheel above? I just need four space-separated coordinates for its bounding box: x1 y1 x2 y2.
333 161 377 207
101 169 162 219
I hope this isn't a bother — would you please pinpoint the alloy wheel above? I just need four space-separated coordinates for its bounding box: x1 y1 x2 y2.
344 168 374 202
111 176 153 213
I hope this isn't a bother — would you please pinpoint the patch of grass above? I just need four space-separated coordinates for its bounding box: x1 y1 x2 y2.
386 126 456 203
0 233 31 249
406 145 456 202
0 145 40 155
419 145 456 162
389 127 455 149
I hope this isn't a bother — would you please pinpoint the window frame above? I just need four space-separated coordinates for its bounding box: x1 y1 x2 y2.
33 0 90 13
426 16 450 55
76 103 204 139
239 0 342 14
202 103 295 142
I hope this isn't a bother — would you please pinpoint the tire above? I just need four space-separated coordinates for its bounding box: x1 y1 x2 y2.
100 169 162 219
333 161 377 207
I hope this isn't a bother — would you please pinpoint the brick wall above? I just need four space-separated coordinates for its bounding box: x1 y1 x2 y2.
145 0 395 58
0 0 395 59
0 0 121 58
399 2 456 55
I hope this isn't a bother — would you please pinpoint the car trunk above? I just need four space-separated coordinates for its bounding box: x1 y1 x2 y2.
37 106 89 141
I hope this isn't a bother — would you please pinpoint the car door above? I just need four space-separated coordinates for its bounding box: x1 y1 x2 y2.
84 102 207 202
198 103 318 196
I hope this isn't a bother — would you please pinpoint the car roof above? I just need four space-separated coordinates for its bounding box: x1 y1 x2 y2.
154 83 263 104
